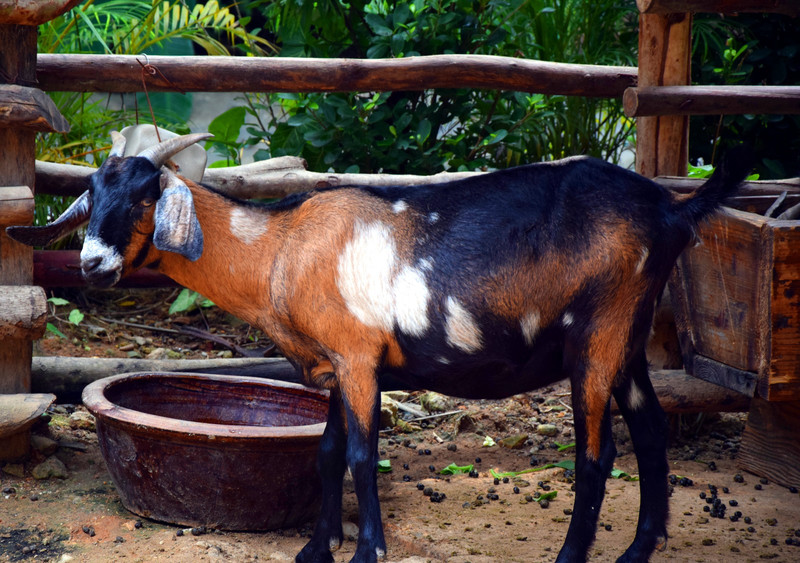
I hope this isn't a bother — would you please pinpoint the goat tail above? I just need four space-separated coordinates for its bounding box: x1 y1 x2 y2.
676 145 754 226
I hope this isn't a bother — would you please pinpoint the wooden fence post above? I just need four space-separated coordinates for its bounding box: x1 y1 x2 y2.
635 12 692 177
0 1 74 460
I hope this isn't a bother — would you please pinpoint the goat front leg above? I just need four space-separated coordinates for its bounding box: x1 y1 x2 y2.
612 351 669 563
297 390 348 563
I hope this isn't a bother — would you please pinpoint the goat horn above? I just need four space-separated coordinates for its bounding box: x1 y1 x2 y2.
109 131 127 157
137 133 213 169
5 190 92 248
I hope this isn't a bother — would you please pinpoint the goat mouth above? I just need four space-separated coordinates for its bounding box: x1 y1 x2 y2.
82 268 121 288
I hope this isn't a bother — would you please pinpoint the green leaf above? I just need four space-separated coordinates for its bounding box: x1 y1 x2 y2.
377 459 392 473
47 297 70 306
68 308 84 326
555 441 576 452
46 322 66 339
208 106 246 146
482 436 496 447
169 288 198 315
440 463 474 475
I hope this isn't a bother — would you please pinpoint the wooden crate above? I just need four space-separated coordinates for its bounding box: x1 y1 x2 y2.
670 206 800 402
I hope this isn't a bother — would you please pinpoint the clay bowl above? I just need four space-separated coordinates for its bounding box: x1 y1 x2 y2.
82 372 328 531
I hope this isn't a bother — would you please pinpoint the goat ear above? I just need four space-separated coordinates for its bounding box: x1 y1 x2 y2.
153 172 204 261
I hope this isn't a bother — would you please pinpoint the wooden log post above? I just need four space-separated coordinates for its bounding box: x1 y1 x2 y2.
0 23 38 394
0 1 75 461
635 11 692 178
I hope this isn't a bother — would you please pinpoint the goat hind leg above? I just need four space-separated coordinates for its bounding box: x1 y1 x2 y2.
556 393 616 562
613 352 669 563
340 366 386 563
297 390 348 563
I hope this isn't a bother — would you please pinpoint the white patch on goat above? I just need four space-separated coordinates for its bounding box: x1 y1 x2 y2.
81 235 123 276
635 245 649 276
229 207 268 245
428 212 440 224
418 257 434 271
521 310 541 345
436 356 451 365
392 200 408 214
393 265 431 336
627 381 646 411
562 312 575 328
337 221 431 336
444 296 483 353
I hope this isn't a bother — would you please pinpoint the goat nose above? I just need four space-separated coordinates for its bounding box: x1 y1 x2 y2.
82 256 102 272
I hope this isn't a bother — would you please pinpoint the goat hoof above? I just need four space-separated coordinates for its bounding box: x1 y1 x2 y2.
295 542 334 563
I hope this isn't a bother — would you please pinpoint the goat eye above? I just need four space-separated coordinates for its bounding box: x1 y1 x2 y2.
140 198 155 208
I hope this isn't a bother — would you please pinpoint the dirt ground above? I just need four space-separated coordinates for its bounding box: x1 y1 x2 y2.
2 289 800 562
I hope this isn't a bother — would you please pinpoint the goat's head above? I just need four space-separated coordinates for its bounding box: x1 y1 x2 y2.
7 131 211 287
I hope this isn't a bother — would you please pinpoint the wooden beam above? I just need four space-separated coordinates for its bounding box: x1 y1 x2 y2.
35 54 637 98
0 285 46 340
0 84 70 132
738 397 800 488
637 0 800 16
33 250 177 288
34 158 482 199
0 0 81 25
624 85 800 116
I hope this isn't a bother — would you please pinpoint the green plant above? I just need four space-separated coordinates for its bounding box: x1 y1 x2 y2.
233 0 638 173
690 13 800 178
169 288 215 314
34 0 273 231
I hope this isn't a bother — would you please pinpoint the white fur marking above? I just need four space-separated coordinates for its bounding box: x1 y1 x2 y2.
627 381 646 411
392 200 408 214
229 207 268 245
337 221 430 336
428 212 440 224
635 245 649 276
444 296 483 353
521 310 541 345
81 235 123 280
562 312 574 328
393 265 431 336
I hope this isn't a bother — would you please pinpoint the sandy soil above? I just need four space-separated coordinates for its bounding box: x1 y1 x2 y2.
2 289 800 562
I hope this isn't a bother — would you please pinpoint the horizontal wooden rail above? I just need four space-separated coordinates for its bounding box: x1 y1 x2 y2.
624 85 800 116
637 0 800 15
33 250 175 288
36 54 637 98
34 158 482 199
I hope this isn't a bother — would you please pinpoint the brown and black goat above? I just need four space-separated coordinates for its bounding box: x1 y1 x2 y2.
8 132 751 563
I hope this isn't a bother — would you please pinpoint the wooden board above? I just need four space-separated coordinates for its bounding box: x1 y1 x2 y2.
738 397 800 488
671 206 800 401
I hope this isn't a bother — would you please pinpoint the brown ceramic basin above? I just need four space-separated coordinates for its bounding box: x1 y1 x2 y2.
82 372 328 531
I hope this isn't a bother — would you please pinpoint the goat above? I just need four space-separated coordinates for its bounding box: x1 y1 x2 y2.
7 131 751 563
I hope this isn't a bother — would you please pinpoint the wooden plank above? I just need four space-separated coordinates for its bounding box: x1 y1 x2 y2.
672 209 770 372
0 185 33 226
0 84 70 132
0 285 47 340
624 85 800 116
692 355 757 396
35 54 638 98
637 0 800 16
762 221 800 400
738 397 800 488
636 13 691 177
0 0 82 25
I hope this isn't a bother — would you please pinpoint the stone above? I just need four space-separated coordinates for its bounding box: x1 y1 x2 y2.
32 456 68 480
30 434 58 456
536 423 559 437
